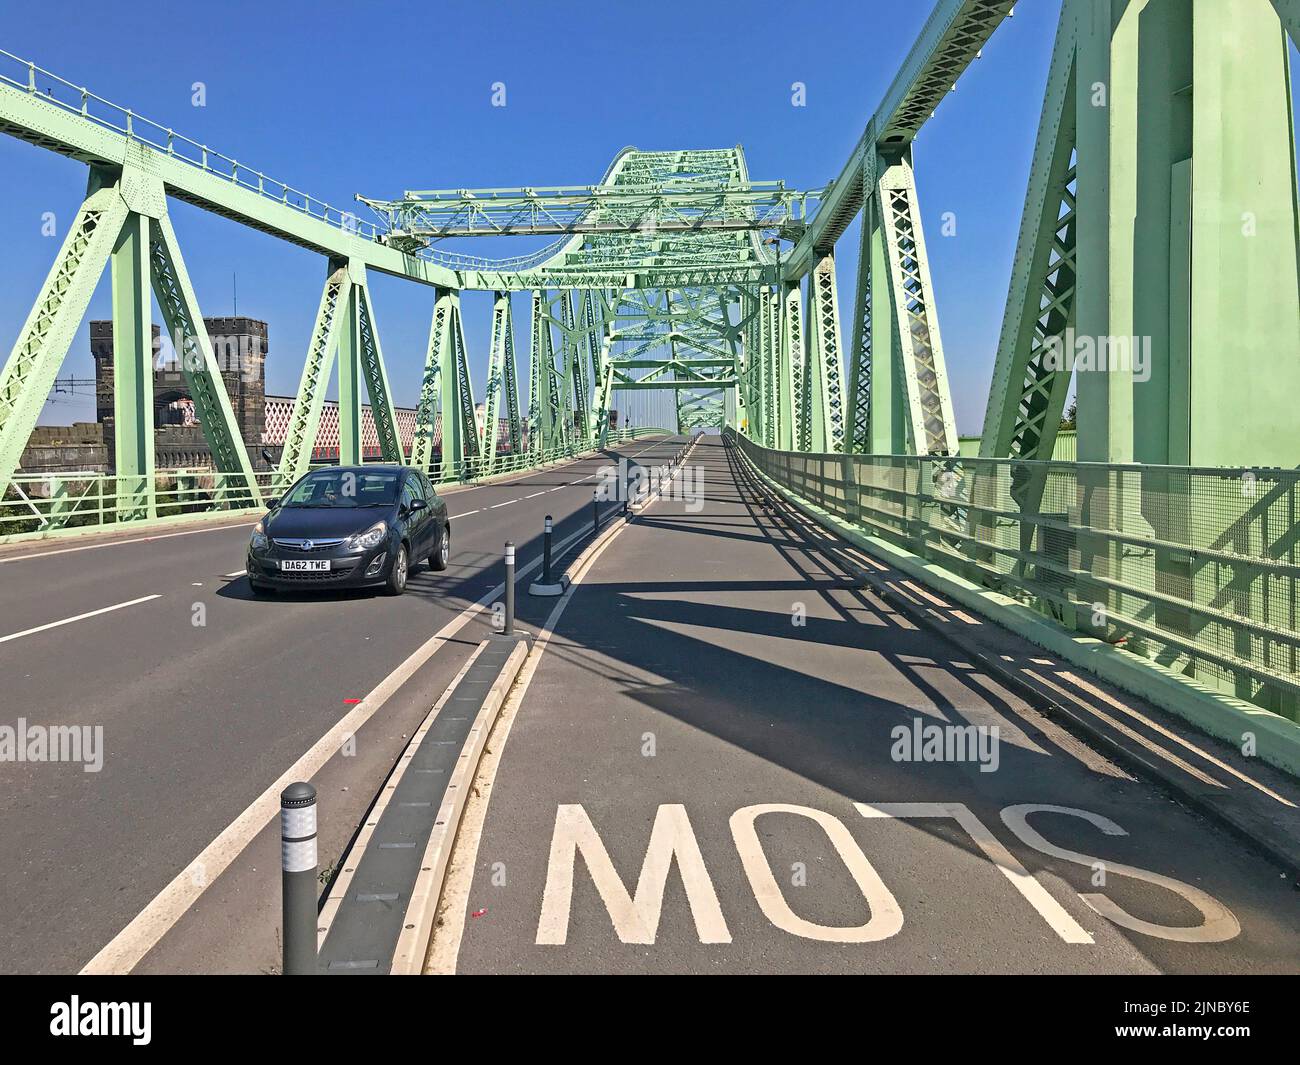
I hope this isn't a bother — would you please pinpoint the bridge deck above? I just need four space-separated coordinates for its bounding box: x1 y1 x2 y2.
445 437 1300 974
0 438 673 973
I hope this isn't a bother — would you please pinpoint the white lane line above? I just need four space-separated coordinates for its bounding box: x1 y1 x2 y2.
525 491 545 499
0 521 257 564
489 501 515 509
453 509 482 518
0 595 162 645
78 518 599 975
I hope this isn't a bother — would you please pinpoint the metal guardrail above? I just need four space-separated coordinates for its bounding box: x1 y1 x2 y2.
0 48 382 242
729 429 1300 722
0 428 667 544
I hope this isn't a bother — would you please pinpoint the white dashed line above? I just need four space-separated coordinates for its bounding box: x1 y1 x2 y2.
0 594 163 645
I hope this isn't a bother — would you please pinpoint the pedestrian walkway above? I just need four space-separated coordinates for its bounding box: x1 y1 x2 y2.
441 437 1300 975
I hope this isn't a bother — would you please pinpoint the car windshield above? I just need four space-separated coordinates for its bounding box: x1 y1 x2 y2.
281 470 401 508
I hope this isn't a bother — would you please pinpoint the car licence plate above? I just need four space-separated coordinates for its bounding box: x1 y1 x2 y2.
280 559 330 572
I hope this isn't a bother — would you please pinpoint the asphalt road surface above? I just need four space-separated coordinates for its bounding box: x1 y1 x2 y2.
448 436 1300 975
0 437 677 974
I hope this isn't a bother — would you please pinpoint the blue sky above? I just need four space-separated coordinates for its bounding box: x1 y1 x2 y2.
0 0 1289 436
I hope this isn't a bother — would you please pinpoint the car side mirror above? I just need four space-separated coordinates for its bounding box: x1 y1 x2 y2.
409 498 428 512
265 496 279 510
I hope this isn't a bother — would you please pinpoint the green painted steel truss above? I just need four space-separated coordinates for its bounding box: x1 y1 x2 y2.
2 0 1299 529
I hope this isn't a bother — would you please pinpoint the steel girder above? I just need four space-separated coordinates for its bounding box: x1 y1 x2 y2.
279 263 350 482
482 292 522 470
443 291 480 467
148 211 260 502
846 157 879 455
280 259 408 479
979 6 1078 467
526 289 559 454
112 209 153 521
407 285 483 475
0 166 259 506
559 292 589 445
411 288 453 471
355 282 404 464
804 249 848 452
0 181 126 496
360 182 818 242
1273 0 1300 43
875 156 958 456
785 0 1017 281
980 0 1300 469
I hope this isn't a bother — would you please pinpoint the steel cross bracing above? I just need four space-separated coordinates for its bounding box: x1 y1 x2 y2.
358 182 819 242
3 0 1299 545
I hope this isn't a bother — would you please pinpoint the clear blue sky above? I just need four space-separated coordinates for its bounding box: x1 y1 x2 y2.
0 0 1291 436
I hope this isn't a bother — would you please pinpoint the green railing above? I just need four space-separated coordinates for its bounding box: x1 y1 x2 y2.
730 429 1300 722
0 427 668 544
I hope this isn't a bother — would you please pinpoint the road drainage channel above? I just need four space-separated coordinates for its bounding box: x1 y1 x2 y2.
316 635 528 974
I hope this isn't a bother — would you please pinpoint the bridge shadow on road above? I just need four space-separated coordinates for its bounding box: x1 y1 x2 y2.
489 437 1300 974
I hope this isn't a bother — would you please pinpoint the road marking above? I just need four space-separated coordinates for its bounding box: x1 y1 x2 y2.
0 522 256 564
856 802 1094 944
1002 804 1241 943
223 570 246 578
489 501 514 509
0 595 162 646
430 444 686 972
731 803 902 943
537 803 730 945
525 492 545 499
78 515 605 975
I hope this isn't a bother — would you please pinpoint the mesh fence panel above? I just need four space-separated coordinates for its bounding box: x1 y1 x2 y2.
733 431 1300 719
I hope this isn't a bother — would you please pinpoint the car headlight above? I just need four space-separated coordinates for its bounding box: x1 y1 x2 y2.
250 520 268 551
344 521 388 552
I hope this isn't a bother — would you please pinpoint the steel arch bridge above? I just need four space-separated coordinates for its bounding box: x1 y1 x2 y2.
1 1 1298 714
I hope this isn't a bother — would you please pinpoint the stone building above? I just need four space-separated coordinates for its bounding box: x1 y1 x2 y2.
90 316 269 468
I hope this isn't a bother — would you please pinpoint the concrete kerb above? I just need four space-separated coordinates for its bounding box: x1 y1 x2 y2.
390 638 530 975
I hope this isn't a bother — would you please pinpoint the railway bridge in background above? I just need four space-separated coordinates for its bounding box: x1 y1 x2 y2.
1 0 1300 976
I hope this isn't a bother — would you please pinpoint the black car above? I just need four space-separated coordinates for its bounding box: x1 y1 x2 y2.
246 466 450 596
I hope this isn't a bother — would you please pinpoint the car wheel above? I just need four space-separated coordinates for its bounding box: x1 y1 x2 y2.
384 544 409 596
429 525 450 571
249 579 275 597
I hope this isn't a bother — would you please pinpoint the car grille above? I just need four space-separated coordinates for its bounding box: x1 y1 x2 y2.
272 537 347 551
